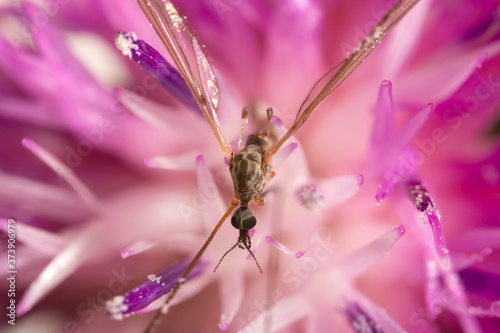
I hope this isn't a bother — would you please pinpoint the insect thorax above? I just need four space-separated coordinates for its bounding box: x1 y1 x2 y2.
230 134 270 204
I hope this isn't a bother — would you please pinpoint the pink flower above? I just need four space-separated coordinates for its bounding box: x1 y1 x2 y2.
1 0 500 332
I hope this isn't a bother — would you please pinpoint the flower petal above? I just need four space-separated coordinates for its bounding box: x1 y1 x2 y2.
115 31 198 111
218 270 244 331
237 294 311 333
344 301 383 333
120 240 158 259
106 260 208 320
0 218 66 256
339 225 406 279
18 224 103 316
265 236 311 258
22 138 100 210
370 80 395 147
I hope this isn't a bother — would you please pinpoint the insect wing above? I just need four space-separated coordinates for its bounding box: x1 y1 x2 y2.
266 0 420 158
138 0 232 159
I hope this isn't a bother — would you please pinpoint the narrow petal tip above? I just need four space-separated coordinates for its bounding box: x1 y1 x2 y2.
381 79 392 88
394 224 406 236
356 174 365 186
195 154 206 166
115 31 139 59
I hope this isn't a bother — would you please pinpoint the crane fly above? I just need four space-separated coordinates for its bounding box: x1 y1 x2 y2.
133 0 421 332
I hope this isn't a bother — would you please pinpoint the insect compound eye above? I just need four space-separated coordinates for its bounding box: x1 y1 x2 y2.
242 214 256 230
231 207 257 230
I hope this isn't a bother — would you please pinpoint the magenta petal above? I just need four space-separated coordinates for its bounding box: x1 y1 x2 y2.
450 228 500 252
340 225 406 278
22 138 100 210
265 235 310 258
115 31 198 111
120 240 158 259
22 2 76 65
374 103 435 175
407 180 450 264
371 80 395 147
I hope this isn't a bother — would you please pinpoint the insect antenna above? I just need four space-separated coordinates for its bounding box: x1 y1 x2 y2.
242 238 263 274
214 238 263 274
143 198 240 333
214 241 240 272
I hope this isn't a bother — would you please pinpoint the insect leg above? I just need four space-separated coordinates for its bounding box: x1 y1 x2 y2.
144 197 240 333
266 107 273 153
238 106 249 152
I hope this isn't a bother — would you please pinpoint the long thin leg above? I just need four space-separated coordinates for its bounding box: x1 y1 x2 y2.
238 107 249 152
144 198 240 333
266 107 273 153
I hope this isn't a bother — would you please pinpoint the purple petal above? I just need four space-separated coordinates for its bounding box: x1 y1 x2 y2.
341 286 408 333
345 302 383 333
459 268 500 300
106 260 207 320
115 31 198 112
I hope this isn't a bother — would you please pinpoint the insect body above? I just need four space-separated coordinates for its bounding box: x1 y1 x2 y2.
218 132 273 272
131 1 421 332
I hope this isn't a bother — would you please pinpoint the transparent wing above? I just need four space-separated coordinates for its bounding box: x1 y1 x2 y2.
138 0 233 159
266 0 420 158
